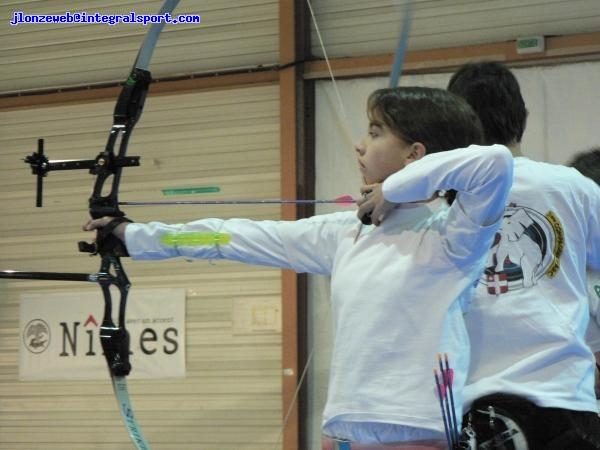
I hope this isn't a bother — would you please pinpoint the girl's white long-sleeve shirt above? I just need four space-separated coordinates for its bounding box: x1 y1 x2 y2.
125 144 513 443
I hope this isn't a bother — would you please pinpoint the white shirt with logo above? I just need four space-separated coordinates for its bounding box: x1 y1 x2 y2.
464 157 600 414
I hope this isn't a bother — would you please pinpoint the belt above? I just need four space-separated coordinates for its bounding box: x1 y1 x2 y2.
322 437 448 450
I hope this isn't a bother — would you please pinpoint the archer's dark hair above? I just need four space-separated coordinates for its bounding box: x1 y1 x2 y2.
367 86 484 153
367 86 484 205
447 61 527 146
568 147 600 186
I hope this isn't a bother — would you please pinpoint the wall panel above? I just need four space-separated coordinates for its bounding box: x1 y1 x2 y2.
0 0 279 93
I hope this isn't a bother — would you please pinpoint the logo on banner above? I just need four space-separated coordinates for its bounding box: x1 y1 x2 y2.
23 319 51 354
19 289 186 380
58 314 180 358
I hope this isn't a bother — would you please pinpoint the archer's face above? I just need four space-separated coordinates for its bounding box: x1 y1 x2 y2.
355 119 414 184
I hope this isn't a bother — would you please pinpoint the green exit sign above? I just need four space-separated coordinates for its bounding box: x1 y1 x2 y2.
516 36 545 54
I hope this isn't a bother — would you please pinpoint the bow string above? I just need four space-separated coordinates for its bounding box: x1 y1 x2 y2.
273 1 414 447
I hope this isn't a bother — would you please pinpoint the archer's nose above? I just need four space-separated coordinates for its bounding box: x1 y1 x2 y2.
355 139 366 156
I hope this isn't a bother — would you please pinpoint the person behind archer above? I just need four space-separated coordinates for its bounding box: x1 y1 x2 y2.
447 61 600 449
84 86 513 450
570 147 600 401
569 147 600 186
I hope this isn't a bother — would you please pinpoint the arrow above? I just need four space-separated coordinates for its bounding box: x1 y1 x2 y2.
119 194 356 206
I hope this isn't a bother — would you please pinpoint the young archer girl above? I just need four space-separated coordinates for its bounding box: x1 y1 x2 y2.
85 87 513 449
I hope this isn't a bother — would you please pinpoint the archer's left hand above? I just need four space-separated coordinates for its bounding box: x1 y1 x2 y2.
83 216 130 242
82 216 132 257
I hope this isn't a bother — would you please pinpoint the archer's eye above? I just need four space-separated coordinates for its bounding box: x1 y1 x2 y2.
368 127 381 138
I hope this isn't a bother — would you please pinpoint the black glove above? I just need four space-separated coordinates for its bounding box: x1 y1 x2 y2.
79 216 133 257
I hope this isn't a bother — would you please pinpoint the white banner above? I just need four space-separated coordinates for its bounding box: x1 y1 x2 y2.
19 288 185 381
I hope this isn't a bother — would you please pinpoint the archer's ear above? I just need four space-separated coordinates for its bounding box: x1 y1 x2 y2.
406 142 426 162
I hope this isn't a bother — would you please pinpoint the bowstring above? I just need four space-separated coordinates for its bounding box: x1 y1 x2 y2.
274 2 341 447
274 1 413 448
306 0 350 123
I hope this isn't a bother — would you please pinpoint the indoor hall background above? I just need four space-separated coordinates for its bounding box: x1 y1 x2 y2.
1 1 600 449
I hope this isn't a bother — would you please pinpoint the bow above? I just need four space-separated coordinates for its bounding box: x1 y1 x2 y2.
0 1 180 448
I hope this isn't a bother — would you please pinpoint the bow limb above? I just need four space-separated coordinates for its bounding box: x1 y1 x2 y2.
389 0 414 88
